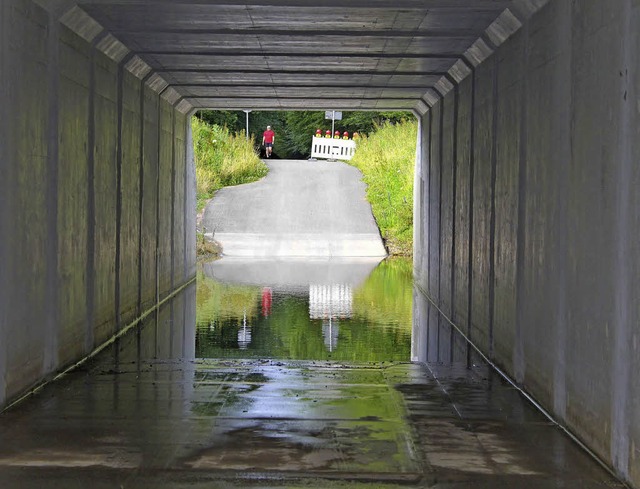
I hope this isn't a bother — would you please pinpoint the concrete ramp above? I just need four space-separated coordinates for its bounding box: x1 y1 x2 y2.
202 257 382 293
202 160 386 258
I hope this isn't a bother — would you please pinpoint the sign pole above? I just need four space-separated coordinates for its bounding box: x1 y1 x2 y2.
242 109 252 140
331 110 335 136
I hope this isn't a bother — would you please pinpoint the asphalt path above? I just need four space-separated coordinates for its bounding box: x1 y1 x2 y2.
202 159 386 257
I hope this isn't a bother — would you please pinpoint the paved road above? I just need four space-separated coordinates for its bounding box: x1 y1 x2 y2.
202 159 386 257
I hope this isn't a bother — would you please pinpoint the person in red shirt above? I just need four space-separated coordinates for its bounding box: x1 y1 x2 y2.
262 125 275 158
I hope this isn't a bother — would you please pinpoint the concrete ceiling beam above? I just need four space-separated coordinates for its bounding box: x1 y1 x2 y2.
77 0 512 9
106 28 484 38
154 69 449 76
47 1 531 111
137 51 462 60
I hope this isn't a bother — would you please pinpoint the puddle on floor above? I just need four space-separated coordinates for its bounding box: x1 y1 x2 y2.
196 257 413 362
0 257 626 488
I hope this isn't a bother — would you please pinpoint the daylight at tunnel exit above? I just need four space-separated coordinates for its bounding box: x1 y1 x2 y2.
0 1 638 488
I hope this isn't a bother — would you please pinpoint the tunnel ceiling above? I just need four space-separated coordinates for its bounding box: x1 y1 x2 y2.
62 0 526 112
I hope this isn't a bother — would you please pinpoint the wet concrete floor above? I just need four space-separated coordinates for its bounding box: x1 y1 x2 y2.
0 261 626 488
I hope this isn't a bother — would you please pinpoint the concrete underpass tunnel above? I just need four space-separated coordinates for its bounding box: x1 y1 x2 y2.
1 0 639 487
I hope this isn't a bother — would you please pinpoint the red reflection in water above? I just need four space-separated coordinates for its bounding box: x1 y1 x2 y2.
261 287 273 317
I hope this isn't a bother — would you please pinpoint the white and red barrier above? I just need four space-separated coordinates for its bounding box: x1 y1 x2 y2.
310 137 356 161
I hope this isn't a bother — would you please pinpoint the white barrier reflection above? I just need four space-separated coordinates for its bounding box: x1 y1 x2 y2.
309 284 352 319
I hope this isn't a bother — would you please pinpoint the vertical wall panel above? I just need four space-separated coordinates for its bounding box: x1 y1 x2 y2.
628 3 640 484
3 0 49 399
184 115 197 281
118 70 142 326
492 31 523 374
520 0 570 411
414 115 430 292
0 0 195 409
140 85 159 312
0 0 9 405
564 0 623 465
428 103 441 303
453 76 472 330
157 99 174 300
438 92 456 361
469 58 494 352
414 1 640 485
56 25 90 367
439 93 455 319
93 50 118 342
173 114 187 287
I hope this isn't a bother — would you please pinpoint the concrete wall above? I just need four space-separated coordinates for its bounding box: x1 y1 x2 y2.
414 0 640 486
0 0 196 408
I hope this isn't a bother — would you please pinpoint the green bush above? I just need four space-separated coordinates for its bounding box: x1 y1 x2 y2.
192 117 268 211
348 120 417 255
194 109 412 159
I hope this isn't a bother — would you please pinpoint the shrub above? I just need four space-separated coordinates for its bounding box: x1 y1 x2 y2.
347 120 417 255
192 117 268 211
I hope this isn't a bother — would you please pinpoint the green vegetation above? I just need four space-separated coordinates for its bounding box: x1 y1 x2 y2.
195 258 413 362
191 112 417 255
196 270 260 324
192 117 267 211
352 257 413 327
278 111 411 158
196 231 221 259
194 110 412 159
348 120 417 256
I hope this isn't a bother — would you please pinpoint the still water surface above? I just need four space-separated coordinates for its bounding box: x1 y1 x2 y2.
0 257 622 488
195 257 413 362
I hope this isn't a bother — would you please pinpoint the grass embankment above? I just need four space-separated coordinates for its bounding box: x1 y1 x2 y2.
193 117 268 257
193 117 268 212
348 120 417 256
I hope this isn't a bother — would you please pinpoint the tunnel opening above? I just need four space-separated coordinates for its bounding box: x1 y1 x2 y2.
191 108 417 256
191 108 417 363
1 1 638 487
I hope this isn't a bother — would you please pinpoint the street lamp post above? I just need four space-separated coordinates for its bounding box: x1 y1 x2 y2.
242 109 252 140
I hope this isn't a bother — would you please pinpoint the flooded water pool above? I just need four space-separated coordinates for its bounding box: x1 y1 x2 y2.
0 256 624 488
195 257 413 362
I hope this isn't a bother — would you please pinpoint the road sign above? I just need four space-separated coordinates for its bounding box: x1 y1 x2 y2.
325 111 342 120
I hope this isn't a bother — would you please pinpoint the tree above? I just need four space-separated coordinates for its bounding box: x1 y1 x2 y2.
282 111 326 158
194 110 414 159
195 110 242 132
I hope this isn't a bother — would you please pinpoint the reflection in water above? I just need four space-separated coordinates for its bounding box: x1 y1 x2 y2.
261 287 272 317
412 286 474 366
309 284 352 319
197 257 413 361
0 268 619 487
238 312 252 349
310 284 353 352
322 318 339 352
